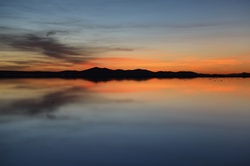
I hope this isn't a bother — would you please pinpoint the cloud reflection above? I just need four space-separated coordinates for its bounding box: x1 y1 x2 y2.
0 80 134 119
0 87 84 116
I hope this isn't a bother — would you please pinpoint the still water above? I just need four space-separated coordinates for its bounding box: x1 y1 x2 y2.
0 78 250 166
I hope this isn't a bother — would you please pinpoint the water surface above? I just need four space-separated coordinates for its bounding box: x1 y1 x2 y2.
0 78 250 166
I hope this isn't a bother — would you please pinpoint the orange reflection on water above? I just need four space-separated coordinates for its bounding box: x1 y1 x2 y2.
0 78 250 99
88 78 249 95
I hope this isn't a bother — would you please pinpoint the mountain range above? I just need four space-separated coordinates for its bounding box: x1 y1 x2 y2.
0 67 249 81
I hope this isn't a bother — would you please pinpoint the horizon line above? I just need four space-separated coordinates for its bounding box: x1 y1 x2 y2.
0 66 249 75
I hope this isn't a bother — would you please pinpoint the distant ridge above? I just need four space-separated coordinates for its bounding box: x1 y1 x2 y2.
0 67 249 81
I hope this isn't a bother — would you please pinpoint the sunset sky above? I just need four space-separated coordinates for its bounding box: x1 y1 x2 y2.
0 0 250 73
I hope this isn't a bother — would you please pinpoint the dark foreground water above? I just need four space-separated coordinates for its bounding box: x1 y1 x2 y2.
0 78 250 166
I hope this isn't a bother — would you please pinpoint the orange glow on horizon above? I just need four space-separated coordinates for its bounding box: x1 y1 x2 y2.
2 54 249 74
84 56 250 74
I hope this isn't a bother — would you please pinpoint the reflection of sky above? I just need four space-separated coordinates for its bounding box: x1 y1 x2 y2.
0 78 250 166
0 0 250 73
0 78 250 118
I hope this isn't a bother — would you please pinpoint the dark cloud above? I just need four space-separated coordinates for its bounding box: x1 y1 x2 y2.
46 31 58 37
0 33 85 63
46 30 69 37
0 59 75 71
7 60 73 68
0 65 30 71
5 60 72 70
0 30 134 64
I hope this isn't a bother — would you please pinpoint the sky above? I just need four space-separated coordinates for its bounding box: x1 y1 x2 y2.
0 0 250 73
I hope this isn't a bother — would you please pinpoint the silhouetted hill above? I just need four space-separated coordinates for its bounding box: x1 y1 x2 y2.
0 67 249 81
82 67 153 77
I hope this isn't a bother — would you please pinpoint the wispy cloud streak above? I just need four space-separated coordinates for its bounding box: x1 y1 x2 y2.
0 30 134 64
0 33 84 63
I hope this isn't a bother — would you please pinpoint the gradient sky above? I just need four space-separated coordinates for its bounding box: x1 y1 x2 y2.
0 0 250 73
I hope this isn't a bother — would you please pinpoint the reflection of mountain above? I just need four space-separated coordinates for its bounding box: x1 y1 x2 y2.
0 67 249 81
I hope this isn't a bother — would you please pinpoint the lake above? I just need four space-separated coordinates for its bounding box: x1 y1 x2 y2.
0 78 250 166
